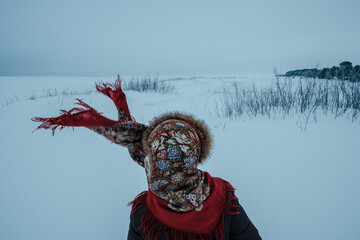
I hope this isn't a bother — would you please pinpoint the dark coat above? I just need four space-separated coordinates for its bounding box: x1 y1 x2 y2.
128 196 262 240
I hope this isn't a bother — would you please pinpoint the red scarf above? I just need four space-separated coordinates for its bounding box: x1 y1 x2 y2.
129 172 240 240
32 74 133 135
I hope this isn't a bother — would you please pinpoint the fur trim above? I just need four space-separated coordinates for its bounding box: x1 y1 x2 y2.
142 112 212 164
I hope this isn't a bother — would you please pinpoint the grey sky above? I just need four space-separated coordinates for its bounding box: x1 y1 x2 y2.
1 0 359 76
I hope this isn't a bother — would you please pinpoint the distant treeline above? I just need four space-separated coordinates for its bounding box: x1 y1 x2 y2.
283 61 360 82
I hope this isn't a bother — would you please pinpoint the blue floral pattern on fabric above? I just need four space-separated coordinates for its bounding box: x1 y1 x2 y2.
156 160 171 171
167 145 182 162
184 156 197 169
150 179 169 191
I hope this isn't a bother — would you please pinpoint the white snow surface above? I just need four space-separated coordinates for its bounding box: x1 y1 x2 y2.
0 76 359 240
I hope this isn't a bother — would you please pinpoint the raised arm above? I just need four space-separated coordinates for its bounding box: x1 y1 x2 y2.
32 75 147 167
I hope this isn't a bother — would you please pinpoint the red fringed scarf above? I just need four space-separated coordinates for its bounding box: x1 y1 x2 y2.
31 75 148 167
129 172 240 240
32 74 134 135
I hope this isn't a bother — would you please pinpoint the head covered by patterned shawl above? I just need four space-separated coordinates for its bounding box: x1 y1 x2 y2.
141 113 213 212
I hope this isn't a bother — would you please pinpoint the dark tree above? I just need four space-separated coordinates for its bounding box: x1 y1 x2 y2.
284 61 359 81
354 65 360 74
352 65 360 82
330 66 338 79
338 61 354 80
339 61 353 68
318 68 331 79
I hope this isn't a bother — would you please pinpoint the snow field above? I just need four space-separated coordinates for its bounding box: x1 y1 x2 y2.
0 76 359 240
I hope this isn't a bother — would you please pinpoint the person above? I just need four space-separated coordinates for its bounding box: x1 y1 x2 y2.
32 76 262 240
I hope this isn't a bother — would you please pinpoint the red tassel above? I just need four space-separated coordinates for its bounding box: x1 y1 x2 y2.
32 98 119 135
138 205 216 240
137 205 218 240
95 74 132 121
32 76 138 135
222 179 241 215
128 191 147 214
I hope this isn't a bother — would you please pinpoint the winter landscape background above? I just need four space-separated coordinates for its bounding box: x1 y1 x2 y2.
1 75 360 240
1 0 360 239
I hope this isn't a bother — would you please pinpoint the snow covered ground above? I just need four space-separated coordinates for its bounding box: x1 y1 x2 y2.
0 75 359 240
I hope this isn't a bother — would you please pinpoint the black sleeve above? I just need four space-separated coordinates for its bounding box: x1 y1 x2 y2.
127 207 146 240
229 200 262 240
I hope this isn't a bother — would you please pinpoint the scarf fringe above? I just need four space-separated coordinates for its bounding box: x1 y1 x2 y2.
31 98 120 135
140 207 218 240
128 179 239 240
221 179 241 215
128 191 148 214
32 75 136 135
95 74 133 121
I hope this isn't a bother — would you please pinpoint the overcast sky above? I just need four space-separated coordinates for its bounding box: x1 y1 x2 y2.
1 0 359 76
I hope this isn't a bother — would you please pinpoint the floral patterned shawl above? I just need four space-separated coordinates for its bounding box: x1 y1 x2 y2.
144 119 211 212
